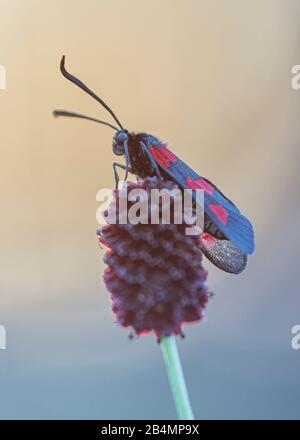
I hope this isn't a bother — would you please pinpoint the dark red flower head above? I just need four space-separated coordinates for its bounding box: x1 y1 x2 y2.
98 177 210 341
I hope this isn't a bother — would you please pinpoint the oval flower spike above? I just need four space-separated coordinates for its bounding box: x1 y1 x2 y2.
98 177 211 341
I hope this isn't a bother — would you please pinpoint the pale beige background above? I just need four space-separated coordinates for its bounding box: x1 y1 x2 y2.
0 0 300 419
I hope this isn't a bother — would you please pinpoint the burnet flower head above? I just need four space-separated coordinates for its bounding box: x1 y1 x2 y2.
98 176 210 341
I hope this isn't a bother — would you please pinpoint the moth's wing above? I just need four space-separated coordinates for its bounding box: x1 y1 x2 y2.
148 144 255 256
200 232 247 274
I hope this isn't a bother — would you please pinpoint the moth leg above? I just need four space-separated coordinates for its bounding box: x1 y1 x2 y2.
123 140 131 182
139 141 163 180
113 162 132 189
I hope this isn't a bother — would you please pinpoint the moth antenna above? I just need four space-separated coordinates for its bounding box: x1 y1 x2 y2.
53 110 119 131
60 55 123 130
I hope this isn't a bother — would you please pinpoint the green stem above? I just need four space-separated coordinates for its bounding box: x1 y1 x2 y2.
160 335 194 420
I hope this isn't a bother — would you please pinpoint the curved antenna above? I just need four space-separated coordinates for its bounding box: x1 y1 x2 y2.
53 110 119 131
60 55 123 130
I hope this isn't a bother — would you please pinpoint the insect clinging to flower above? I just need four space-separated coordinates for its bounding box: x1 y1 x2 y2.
54 56 255 276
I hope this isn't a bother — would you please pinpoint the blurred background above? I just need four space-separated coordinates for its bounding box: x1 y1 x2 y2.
0 0 300 419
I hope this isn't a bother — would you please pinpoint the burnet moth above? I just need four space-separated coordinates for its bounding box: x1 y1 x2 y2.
54 56 255 275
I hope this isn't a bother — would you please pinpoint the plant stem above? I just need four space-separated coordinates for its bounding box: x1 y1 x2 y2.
160 335 194 420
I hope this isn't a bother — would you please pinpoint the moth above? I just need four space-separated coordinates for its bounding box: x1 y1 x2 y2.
54 56 255 275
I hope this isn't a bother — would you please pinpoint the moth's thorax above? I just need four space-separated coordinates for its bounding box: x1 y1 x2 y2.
127 132 164 179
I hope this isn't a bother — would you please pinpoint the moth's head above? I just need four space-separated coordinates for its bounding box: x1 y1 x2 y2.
112 129 129 156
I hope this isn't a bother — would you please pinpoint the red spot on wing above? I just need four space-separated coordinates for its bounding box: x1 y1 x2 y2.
209 204 229 225
186 176 214 195
200 232 216 247
148 146 178 168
